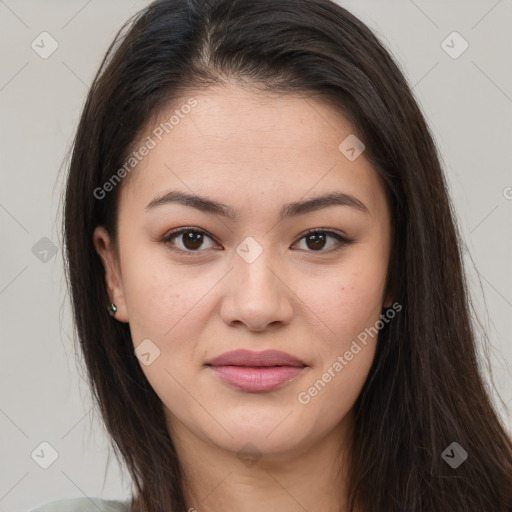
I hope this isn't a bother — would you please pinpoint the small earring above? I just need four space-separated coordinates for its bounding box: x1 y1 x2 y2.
107 303 117 316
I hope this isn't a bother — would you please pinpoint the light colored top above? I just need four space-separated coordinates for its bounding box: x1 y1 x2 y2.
30 497 131 512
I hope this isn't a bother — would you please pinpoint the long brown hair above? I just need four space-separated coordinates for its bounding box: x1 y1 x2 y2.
62 0 512 510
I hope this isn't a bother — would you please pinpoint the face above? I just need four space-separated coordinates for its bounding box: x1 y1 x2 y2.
94 84 392 462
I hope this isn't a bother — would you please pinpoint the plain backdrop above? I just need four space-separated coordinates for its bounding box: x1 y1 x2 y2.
1 1 511 511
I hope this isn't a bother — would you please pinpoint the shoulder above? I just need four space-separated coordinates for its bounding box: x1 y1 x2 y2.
30 497 131 512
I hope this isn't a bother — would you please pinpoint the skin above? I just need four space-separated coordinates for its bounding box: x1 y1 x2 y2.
94 83 392 512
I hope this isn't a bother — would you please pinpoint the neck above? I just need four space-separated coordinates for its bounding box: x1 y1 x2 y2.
168 411 355 512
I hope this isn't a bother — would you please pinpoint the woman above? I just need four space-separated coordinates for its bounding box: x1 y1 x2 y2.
32 0 512 510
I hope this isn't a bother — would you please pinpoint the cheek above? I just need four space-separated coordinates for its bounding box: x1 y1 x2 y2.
299 249 388 417
119 242 212 340
304 253 388 343
301 341 376 433
296 268 384 419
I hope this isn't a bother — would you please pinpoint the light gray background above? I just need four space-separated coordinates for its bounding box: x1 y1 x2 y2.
1 1 511 511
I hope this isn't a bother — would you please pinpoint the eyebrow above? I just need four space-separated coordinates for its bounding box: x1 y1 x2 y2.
145 190 370 219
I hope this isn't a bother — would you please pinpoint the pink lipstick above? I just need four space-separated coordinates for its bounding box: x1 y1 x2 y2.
205 349 307 392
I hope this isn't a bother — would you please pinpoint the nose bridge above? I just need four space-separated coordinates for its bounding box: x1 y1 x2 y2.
234 235 282 299
221 235 294 330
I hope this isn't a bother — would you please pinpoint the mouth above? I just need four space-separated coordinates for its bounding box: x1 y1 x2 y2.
205 349 307 392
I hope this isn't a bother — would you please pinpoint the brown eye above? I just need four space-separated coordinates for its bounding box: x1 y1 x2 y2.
161 227 351 255
293 229 351 253
162 228 218 252
180 231 205 250
305 232 328 251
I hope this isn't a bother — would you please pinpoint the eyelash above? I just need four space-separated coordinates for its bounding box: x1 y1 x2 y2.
160 227 353 255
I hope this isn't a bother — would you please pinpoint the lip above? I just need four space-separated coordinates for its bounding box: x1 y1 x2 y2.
205 349 307 393
206 349 306 367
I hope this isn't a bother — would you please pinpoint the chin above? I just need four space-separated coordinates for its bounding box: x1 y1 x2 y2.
209 416 314 458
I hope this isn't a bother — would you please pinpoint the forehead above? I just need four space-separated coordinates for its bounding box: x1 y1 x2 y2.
120 84 385 215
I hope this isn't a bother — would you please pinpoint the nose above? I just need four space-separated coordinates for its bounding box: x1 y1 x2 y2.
219 248 294 332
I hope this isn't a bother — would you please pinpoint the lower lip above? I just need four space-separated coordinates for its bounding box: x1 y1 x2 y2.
207 365 306 392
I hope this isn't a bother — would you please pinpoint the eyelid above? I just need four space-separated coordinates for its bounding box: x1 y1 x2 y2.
298 227 352 244
291 228 353 253
160 226 221 251
160 226 353 254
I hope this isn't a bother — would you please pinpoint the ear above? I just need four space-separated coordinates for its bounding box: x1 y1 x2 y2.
93 226 129 323
382 283 393 309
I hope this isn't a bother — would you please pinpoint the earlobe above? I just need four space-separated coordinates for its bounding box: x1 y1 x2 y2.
383 288 393 309
92 226 129 323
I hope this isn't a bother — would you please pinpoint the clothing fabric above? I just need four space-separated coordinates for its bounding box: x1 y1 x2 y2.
30 497 131 512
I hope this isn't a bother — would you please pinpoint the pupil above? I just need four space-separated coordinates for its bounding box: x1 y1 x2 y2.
307 233 326 251
184 231 203 250
180 232 327 251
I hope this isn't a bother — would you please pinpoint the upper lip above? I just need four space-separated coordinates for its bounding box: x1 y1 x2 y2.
205 349 306 367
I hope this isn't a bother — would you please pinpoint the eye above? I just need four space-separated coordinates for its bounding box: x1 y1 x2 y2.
292 229 352 253
161 227 219 253
160 227 352 255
